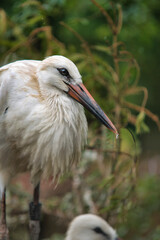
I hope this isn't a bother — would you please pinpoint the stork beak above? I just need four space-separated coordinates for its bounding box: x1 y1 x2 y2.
67 82 118 136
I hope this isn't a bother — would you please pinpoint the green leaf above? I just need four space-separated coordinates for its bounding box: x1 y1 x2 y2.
92 45 112 55
136 112 150 134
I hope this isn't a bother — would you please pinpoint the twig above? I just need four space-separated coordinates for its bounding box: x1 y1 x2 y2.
124 86 148 108
90 0 117 34
117 4 123 34
86 146 134 159
124 101 160 129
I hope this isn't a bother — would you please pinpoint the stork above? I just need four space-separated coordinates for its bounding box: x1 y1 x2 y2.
0 55 118 237
66 214 120 240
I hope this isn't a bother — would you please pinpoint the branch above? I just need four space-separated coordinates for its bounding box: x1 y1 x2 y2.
123 101 160 129
124 86 148 108
90 0 117 34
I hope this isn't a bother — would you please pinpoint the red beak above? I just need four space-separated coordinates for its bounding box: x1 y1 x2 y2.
67 82 118 136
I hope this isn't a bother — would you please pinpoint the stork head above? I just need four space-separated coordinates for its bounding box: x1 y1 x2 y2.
38 55 118 136
65 214 120 240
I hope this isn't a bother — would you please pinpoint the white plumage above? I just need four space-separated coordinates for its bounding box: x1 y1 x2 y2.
66 214 119 240
0 56 88 193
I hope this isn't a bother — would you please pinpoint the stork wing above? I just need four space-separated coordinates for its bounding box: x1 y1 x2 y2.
0 60 41 116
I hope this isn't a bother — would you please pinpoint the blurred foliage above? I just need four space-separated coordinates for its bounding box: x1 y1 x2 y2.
118 176 160 240
0 0 160 240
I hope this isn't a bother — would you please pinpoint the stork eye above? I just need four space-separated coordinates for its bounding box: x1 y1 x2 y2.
93 227 109 239
93 227 103 234
57 68 69 77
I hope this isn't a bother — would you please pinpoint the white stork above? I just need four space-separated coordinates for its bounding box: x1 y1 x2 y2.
66 214 120 240
0 55 118 236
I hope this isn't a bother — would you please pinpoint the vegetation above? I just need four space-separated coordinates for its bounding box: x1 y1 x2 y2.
0 0 160 239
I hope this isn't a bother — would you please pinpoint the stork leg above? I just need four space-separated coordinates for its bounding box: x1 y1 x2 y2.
0 188 9 240
29 183 41 240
